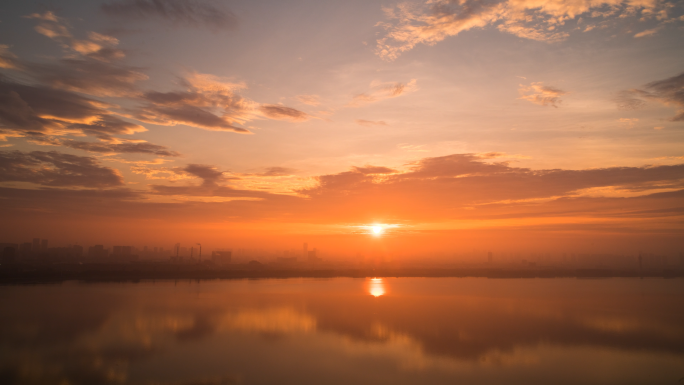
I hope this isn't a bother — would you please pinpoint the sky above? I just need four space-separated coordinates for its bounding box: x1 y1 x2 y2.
0 0 683 254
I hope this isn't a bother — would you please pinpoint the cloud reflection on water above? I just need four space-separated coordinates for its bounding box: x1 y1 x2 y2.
0 278 683 385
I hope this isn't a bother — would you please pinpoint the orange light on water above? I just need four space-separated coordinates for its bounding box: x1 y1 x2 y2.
368 278 385 297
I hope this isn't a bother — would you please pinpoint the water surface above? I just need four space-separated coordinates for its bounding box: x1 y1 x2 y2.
1 277 683 384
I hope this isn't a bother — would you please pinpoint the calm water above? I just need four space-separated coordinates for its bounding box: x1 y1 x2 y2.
1 277 683 385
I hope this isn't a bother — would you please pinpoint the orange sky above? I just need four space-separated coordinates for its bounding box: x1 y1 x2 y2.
0 0 683 254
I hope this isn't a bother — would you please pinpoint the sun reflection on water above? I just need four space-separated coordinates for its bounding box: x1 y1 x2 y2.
368 278 386 297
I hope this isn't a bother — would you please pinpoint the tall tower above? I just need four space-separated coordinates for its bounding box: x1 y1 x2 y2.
32 238 40 251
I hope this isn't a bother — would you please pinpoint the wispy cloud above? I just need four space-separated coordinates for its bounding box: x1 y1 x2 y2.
26 12 127 63
615 71 684 121
618 118 639 127
255 167 297 177
355 119 388 127
259 105 310 122
0 45 20 69
0 150 123 188
295 95 320 106
634 27 661 38
130 72 254 133
61 138 181 157
348 80 417 107
519 82 568 107
376 0 677 60
352 165 397 174
398 144 429 152
0 81 146 139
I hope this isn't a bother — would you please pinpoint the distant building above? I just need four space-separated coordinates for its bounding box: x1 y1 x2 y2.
303 243 308 259
112 246 132 257
2 246 16 264
40 239 48 251
32 238 40 252
211 250 231 265
88 245 108 258
20 243 32 254
72 245 84 257
307 248 322 263
0 243 18 251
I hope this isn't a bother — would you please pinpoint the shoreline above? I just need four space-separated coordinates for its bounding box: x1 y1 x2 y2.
1 265 682 284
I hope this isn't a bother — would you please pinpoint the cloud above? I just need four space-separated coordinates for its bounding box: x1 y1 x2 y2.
0 78 182 158
70 32 127 63
258 105 310 122
618 118 638 127
256 167 297 177
149 182 274 199
352 166 397 174
127 72 310 132
348 80 417 107
376 0 673 60
476 152 531 160
26 59 147 97
355 119 388 127
101 0 239 31
0 14 147 102
616 71 684 121
293 153 684 223
614 89 648 110
26 12 127 63
145 163 299 199
0 150 123 188
0 80 146 138
295 95 320 106
26 11 72 40
398 144 430 152
130 73 253 133
60 139 181 157
0 45 20 70
182 164 228 187
18 12 147 96
0 153 683 231
519 82 568 107
7 12 306 140
130 164 190 181
634 27 661 38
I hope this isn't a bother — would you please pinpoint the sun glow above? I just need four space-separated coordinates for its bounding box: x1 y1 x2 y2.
355 223 401 236
368 278 385 297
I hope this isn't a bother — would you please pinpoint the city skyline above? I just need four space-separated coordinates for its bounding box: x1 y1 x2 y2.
2 235 682 266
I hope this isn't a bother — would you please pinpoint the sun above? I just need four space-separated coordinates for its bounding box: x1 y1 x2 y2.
371 225 383 235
